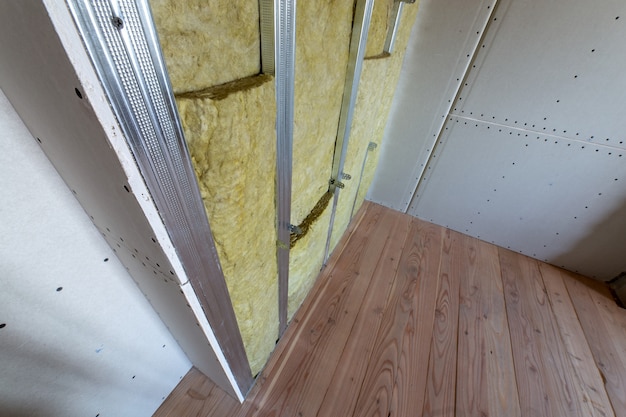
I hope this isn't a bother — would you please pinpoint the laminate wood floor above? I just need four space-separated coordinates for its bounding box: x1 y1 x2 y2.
154 202 626 417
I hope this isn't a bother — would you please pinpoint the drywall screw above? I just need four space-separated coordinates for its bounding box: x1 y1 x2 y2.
112 16 124 30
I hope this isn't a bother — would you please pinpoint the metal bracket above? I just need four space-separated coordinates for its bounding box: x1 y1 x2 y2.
329 178 346 191
341 172 352 180
288 224 302 235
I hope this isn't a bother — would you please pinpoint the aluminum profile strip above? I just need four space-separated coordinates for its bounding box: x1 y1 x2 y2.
275 0 297 336
65 0 253 394
383 1 404 54
324 0 375 263
259 0 275 75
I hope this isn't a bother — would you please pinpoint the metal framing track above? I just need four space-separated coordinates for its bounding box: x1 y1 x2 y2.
274 0 297 336
65 0 254 395
324 0 375 263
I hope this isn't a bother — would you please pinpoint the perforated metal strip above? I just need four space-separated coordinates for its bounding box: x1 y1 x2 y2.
275 0 297 336
259 0 275 74
66 0 253 395
384 1 404 53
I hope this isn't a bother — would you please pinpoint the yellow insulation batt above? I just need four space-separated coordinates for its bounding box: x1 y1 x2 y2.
149 0 260 93
176 83 278 375
329 0 420 251
287 0 354 317
366 0 395 57
152 0 420 375
151 0 275 376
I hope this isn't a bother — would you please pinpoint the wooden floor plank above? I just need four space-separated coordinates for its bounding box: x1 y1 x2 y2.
153 368 237 417
238 204 401 417
456 238 521 417
351 218 443 417
565 272 626 415
422 229 461 417
539 264 615 417
155 206 621 417
499 249 583 417
316 210 413 417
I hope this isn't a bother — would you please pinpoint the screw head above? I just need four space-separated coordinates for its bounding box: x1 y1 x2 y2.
112 16 124 29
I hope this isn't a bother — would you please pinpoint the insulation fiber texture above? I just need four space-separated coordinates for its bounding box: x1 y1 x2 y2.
287 0 354 314
176 81 277 375
330 0 421 251
366 0 395 57
150 0 260 93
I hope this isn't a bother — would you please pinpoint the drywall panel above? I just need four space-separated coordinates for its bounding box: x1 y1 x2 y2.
410 0 626 280
368 0 497 211
0 0 242 400
0 90 190 417
451 0 626 149
411 116 626 280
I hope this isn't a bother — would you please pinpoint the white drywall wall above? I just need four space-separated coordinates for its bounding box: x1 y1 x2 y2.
0 89 191 416
371 0 626 281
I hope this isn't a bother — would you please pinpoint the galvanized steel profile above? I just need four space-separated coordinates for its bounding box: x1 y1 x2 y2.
65 0 254 395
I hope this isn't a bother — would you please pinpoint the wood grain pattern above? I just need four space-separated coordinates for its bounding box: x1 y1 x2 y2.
499 249 583 417
154 368 238 417
456 238 520 417
422 229 460 417
243 204 400 417
316 210 413 417
351 219 443 417
155 205 620 417
565 272 626 416
540 264 615 417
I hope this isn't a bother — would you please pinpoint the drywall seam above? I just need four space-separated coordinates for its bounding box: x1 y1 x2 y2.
45 0 187 285
406 0 500 212
180 281 244 401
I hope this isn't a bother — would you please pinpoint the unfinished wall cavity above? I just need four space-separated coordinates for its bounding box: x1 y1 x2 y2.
176 83 277 375
151 0 420 375
150 0 260 93
287 0 355 318
151 0 276 375
329 1 420 252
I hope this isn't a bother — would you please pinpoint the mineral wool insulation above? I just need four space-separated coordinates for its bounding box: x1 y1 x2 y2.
151 0 419 375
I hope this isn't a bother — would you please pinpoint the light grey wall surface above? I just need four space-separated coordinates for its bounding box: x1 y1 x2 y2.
371 0 626 281
0 89 190 416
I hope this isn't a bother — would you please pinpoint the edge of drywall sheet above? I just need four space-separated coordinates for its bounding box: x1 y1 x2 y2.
407 0 500 213
367 0 498 212
324 0 375 263
44 0 245 402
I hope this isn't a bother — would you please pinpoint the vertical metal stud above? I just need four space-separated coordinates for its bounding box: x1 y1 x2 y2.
275 0 297 336
65 0 253 396
324 0 375 263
